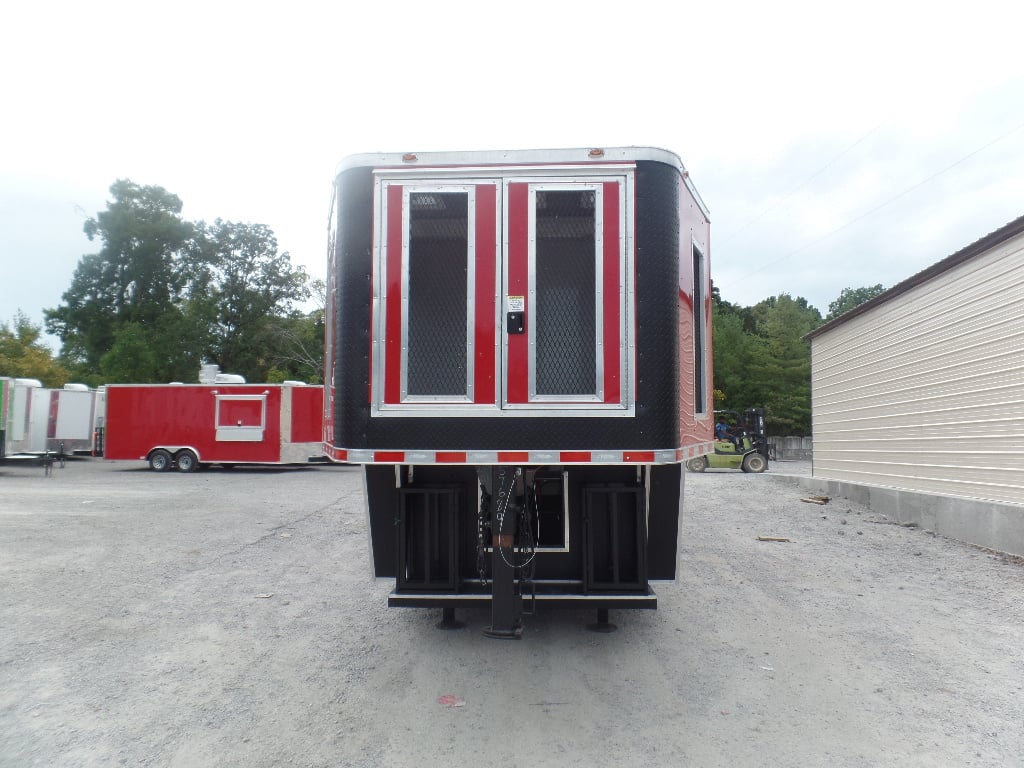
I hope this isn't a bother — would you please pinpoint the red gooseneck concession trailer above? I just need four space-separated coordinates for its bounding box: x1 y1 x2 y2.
325 147 712 636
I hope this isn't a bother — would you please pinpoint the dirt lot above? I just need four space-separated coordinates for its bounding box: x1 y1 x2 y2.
1 457 1022 767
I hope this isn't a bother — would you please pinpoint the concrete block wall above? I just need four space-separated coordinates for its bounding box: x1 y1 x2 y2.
768 436 813 461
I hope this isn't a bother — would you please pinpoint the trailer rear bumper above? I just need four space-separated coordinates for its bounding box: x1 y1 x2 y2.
387 583 657 610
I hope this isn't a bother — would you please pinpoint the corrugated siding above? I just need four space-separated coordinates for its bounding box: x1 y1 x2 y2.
811 233 1024 505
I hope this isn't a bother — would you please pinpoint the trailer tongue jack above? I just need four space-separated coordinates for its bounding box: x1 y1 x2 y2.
479 467 524 639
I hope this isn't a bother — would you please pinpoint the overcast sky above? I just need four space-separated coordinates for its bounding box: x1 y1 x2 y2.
3 1 1024 352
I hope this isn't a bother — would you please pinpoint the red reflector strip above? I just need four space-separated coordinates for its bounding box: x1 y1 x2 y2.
559 451 592 463
326 445 706 465
623 451 655 463
324 445 348 462
498 451 530 463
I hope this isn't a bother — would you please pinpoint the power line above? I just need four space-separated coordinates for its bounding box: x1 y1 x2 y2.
737 116 1024 280
718 121 885 246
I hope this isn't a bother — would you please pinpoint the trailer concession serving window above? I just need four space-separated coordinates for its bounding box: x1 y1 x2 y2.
215 393 267 441
372 168 633 417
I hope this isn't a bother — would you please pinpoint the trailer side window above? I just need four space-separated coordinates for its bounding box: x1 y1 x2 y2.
692 243 707 415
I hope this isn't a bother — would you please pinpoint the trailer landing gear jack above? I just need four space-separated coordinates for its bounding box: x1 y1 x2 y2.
588 608 617 633
436 606 465 630
480 467 524 639
482 533 524 639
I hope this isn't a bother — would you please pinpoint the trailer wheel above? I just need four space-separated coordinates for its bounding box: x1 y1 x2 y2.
685 457 707 473
175 449 199 473
741 453 768 473
149 449 173 472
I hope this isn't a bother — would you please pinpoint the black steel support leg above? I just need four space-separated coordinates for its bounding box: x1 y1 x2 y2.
482 467 523 639
436 606 465 630
588 607 617 633
484 536 522 638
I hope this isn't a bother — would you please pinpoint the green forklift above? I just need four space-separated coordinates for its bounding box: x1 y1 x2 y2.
686 408 769 473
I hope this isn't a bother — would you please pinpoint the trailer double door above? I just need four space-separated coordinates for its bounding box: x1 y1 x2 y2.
373 169 635 417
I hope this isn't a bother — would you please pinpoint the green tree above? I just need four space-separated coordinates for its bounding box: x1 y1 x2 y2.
99 322 159 383
261 310 325 384
45 183 314 385
44 180 196 381
825 284 885 321
196 219 311 379
747 294 821 434
0 312 71 387
711 289 763 410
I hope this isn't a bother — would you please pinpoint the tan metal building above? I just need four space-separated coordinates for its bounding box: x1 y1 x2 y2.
805 215 1024 556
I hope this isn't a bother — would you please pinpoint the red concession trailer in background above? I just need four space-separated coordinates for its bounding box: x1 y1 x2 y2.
103 382 324 471
325 146 713 636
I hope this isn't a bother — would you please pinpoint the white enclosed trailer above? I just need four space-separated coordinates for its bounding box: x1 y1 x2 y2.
1 379 101 458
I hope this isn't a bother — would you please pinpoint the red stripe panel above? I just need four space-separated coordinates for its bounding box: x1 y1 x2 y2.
498 451 530 463
436 452 467 463
623 451 656 463
47 391 59 438
559 451 592 463
603 182 620 404
384 184 404 404
474 184 497 404
506 183 529 404
374 451 406 462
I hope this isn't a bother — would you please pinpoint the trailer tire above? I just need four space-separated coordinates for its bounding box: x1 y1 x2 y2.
741 453 768 473
175 449 199 473
685 457 707 473
149 449 173 472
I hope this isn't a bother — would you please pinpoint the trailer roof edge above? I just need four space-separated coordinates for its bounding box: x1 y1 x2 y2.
334 146 710 220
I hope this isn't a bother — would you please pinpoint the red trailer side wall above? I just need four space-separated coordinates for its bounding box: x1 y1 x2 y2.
290 386 324 444
678 174 714 450
104 385 284 464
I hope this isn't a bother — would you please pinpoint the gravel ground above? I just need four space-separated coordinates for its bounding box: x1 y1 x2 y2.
1 457 1022 767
